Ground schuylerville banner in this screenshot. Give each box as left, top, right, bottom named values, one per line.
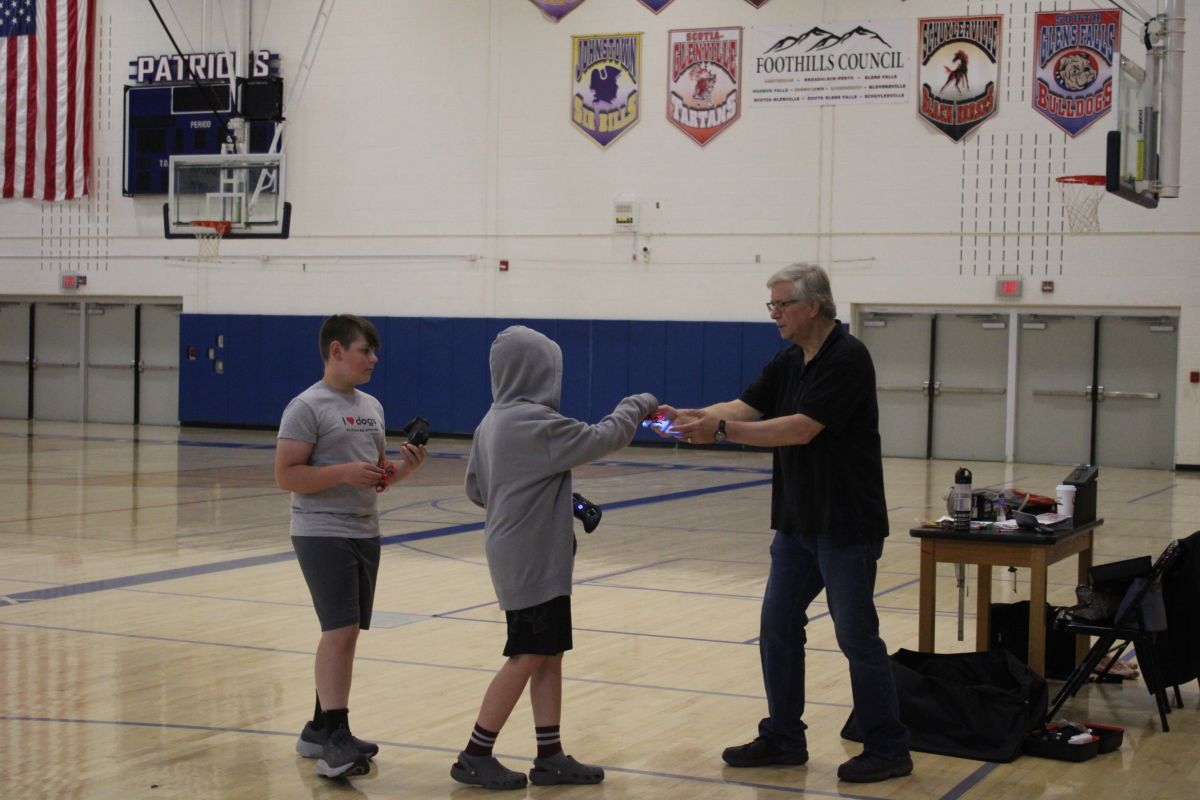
left=917, top=15, right=1003, bottom=142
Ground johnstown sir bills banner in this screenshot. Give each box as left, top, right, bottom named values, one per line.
left=1033, top=9, right=1121, bottom=136
left=747, top=20, right=911, bottom=107
left=667, top=27, right=742, bottom=145
left=571, top=33, right=642, bottom=148
left=918, top=15, right=1003, bottom=142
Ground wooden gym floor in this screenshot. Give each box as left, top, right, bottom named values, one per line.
left=2, top=419, right=1198, bottom=799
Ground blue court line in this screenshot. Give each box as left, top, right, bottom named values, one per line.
left=1, top=478, right=769, bottom=607
left=601, top=479, right=772, bottom=510
left=0, top=715, right=895, bottom=799
left=0, top=429, right=774, bottom=477
left=3, top=551, right=296, bottom=603
left=0, top=619, right=799, bottom=703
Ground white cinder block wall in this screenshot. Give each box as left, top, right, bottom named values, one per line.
left=1, top=0, right=1197, bottom=462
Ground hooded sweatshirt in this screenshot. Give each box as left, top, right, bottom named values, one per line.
left=465, top=325, right=657, bottom=610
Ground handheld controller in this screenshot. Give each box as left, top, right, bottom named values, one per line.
left=641, top=412, right=673, bottom=434
left=377, top=416, right=431, bottom=492
left=399, top=415, right=430, bottom=446
left=572, top=492, right=602, bottom=534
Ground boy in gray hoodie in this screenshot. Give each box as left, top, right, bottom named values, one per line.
left=453, top=325, right=657, bottom=790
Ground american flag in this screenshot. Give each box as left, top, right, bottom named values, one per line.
left=1, top=0, right=95, bottom=200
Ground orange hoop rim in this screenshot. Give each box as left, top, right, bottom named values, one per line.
left=190, top=219, right=232, bottom=236
left=1056, top=175, right=1106, bottom=186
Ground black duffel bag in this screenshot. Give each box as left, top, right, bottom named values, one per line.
left=841, top=648, right=1047, bottom=763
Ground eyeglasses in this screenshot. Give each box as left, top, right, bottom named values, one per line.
left=765, top=299, right=802, bottom=314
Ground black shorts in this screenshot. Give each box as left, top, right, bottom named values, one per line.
left=503, top=595, right=573, bottom=657
left=292, top=536, right=381, bottom=631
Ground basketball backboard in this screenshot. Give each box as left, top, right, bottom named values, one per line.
left=163, top=152, right=290, bottom=239
left=1106, top=54, right=1159, bottom=208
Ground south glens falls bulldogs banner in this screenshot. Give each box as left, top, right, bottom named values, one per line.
left=668, top=27, right=742, bottom=146
left=572, top=33, right=642, bottom=148
left=918, top=15, right=1003, bottom=142
left=1033, top=9, right=1120, bottom=136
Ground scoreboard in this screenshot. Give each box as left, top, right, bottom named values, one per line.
left=122, top=82, right=279, bottom=195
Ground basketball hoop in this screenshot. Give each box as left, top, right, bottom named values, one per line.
left=190, top=220, right=231, bottom=260
left=1056, top=175, right=1106, bottom=234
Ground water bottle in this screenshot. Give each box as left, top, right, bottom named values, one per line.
left=995, top=495, right=1007, bottom=522
left=953, top=467, right=973, bottom=531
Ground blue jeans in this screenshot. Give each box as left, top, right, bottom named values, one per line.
left=757, top=531, right=909, bottom=759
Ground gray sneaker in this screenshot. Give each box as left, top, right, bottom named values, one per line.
left=316, top=727, right=371, bottom=778
left=296, top=721, right=379, bottom=760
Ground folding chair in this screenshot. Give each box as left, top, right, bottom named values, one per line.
left=1048, top=539, right=1184, bottom=731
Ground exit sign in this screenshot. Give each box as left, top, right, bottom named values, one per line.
left=995, top=277, right=1022, bottom=298
left=61, top=274, right=87, bottom=290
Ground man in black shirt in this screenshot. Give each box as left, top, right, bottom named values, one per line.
left=668, top=264, right=911, bottom=784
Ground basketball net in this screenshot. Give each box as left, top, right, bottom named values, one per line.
left=1056, top=175, right=1106, bottom=234
left=191, top=220, right=231, bottom=260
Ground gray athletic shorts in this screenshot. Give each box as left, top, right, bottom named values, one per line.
left=292, top=536, right=381, bottom=631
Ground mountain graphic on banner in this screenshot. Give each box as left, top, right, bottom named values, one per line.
left=765, top=26, right=893, bottom=54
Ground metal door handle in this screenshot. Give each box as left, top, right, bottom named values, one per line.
left=1032, top=388, right=1088, bottom=398
left=877, top=384, right=926, bottom=393
left=1103, top=390, right=1160, bottom=400
left=937, top=385, right=1006, bottom=396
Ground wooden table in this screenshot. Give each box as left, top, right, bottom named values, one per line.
left=910, top=519, right=1103, bottom=675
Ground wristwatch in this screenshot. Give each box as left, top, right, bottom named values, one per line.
left=714, top=419, right=728, bottom=443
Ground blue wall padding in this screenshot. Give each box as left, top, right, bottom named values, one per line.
left=179, top=314, right=786, bottom=435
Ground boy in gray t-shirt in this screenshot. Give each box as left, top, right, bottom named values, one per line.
left=275, top=314, right=426, bottom=779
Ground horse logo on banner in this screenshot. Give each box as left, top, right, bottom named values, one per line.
left=1033, top=9, right=1121, bottom=136
left=667, top=27, right=742, bottom=146
left=571, top=33, right=642, bottom=148
left=918, top=15, right=1003, bottom=142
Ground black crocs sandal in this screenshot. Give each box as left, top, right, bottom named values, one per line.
left=450, top=752, right=528, bottom=790
left=529, top=753, right=605, bottom=785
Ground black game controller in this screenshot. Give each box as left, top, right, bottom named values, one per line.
left=572, top=492, right=602, bottom=534
left=399, top=416, right=430, bottom=446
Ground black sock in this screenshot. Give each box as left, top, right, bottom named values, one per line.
left=465, top=723, right=498, bottom=757
left=536, top=725, right=563, bottom=759
left=324, top=708, right=349, bottom=733
left=311, top=692, right=324, bottom=729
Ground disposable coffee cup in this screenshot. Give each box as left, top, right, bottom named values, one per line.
left=1056, top=484, right=1077, bottom=518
